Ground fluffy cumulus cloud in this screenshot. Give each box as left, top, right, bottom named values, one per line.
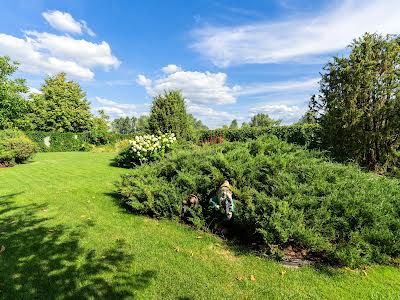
left=192, top=0, right=400, bottom=66
left=161, top=64, right=182, bottom=74
left=187, top=103, right=236, bottom=121
left=0, top=12, right=118, bottom=80
left=42, top=10, right=95, bottom=36
left=26, top=31, right=120, bottom=69
left=234, top=78, right=318, bottom=97
left=250, top=104, right=306, bottom=124
left=94, top=96, right=137, bottom=118
left=136, top=65, right=239, bottom=105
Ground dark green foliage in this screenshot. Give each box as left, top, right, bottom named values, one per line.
left=198, top=124, right=322, bottom=148
left=249, top=113, right=281, bottom=127
left=0, top=56, right=29, bottom=129
left=24, top=73, right=93, bottom=133
left=117, top=136, right=400, bottom=267
left=148, top=90, right=192, bottom=139
left=0, top=130, right=36, bottom=166
left=312, top=33, right=400, bottom=172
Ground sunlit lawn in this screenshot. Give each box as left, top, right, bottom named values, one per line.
left=1, top=152, right=399, bottom=299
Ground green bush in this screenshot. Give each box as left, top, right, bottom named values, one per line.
left=0, top=130, right=36, bottom=166
left=114, top=133, right=177, bottom=168
left=117, top=136, right=400, bottom=267
left=198, top=124, right=322, bottom=148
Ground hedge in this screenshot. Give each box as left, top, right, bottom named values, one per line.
left=26, top=131, right=146, bottom=152
left=26, top=132, right=91, bottom=152
left=198, top=124, right=322, bottom=148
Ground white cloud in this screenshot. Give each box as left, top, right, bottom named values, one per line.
left=137, top=66, right=238, bottom=105
left=28, top=86, right=42, bottom=94
left=234, top=78, right=318, bottom=96
left=26, top=31, right=120, bottom=69
left=42, top=10, right=95, bottom=36
left=162, top=64, right=182, bottom=74
left=0, top=33, right=94, bottom=79
left=188, top=103, right=236, bottom=120
left=0, top=30, right=119, bottom=80
left=192, top=0, right=400, bottom=66
left=250, top=104, right=306, bottom=124
left=94, top=97, right=138, bottom=119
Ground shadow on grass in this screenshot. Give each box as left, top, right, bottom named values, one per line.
left=0, top=193, right=157, bottom=299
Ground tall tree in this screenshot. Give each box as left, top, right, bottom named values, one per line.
left=148, top=90, right=191, bottom=139
left=0, top=56, right=28, bottom=129
left=297, top=109, right=317, bottom=124
left=136, top=115, right=150, bottom=132
left=311, top=33, right=400, bottom=171
left=229, top=119, right=238, bottom=129
left=111, top=116, right=137, bottom=134
left=25, top=73, right=93, bottom=132
left=188, top=114, right=208, bottom=130
left=249, top=113, right=281, bottom=127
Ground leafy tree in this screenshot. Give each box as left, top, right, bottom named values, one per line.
left=241, top=122, right=250, bottom=129
left=249, top=113, right=281, bottom=127
left=25, top=73, right=93, bottom=132
left=311, top=33, right=400, bottom=172
left=88, top=109, right=111, bottom=145
left=229, top=119, right=238, bottom=129
left=111, top=116, right=137, bottom=134
left=297, top=109, right=317, bottom=124
left=136, top=115, right=150, bottom=132
left=188, top=114, right=208, bottom=130
left=0, top=56, right=28, bottom=129
left=148, top=90, right=191, bottom=139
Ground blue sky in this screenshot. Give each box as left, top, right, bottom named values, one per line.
left=0, top=0, right=399, bottom=127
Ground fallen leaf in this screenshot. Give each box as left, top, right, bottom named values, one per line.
left=175, top=247, right=180, bottom=253
left=362, top=270, right=368, bottom=276
left=250, top=274, right=256, bottom=281
left=236, top=276, right=244, bottom=281
left=280, top=270, right=286, bottom=276
left=196, top=236, right=203, bottom=239
left=190, top=251, right=194, bottom=257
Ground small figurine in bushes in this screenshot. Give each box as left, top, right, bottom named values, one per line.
left=209, top=180, right=235, bottom=220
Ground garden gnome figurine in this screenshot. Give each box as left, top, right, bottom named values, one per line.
left=210, top=180, right=235, bottom=220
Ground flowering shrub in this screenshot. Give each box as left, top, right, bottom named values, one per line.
left=114, top=133, right=176, bottom=168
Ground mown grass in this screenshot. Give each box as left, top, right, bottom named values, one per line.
left=0, top=152, right=399, bottom=299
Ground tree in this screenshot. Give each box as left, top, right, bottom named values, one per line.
left=229, top=119, right=238, bottom=129
left=148, top=90, right=191, bottom=139
left=88, top=109, right=110, bottom=145
left=136, top=115, right=150, bottom=132
left=311, top=33, right=400, bottom=172
left=249, top=113, right=281, bottom=127
left=188, top=114, right=208, bottom=130
left=25, top=73, right=93, bottom=132
left=111, top=116, right=137, bottom=134
left=297, top=109, right=317, bottom=124
left=0, top=56, right=28, bottom=129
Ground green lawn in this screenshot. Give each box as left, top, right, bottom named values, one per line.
left=0, top=152, right=399, bottom=299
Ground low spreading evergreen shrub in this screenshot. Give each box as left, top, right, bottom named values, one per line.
left=117, top=136, right=400, bottom=267
left=0, top=130, right=36, bottom=167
